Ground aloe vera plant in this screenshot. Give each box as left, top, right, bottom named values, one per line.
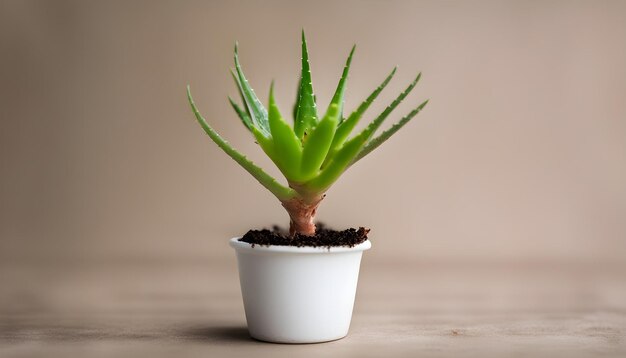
left=187, top=32, right=428, bottom=236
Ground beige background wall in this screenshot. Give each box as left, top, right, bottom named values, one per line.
left=1, top=0, right=625, bottom=263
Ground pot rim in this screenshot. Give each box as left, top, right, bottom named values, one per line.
left=229, top=237, right=371, bottom=254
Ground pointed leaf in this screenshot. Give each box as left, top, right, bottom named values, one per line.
left=355, top=72, right=421, bottom=143
left=230, top=69, right=250, bottom=113
left=300, top=103, right=340, bottom=181
left=267, top=83, right=303, bottom=181
left=228, top=96, right=253, bottom=131
left=187, top=86, right=295, bottom=201
left=352, top=99, right=429, bottom=164
left=327, top=45, right=355, bottom=120
left=294, top=31, right=318, bottom=139
left=233, top=43, right=270, bottom=136
left=303, top=70, right=421, bottom=192
left=323, top=67, right=397, bottom=167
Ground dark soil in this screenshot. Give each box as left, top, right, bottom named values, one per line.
left=239, top=223, right=370, bottom=248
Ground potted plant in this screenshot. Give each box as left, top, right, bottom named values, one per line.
left=187, top=31, right=428, bottom=343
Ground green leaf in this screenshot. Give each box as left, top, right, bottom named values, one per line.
left=323, top=67, right=397, bottom=167
left=352, top=99, right=429, bottom=165
left=303, top=73, right=422, bottom=192
left=228, top=96, right=253, bottom=131
left=293, top=31, right=318, bottom=139
left=300, top=103, right=340, bottom=181
left=327, top=45, right=355, bottom=120
left=230, top=69, right=251, bottom=114
left=252, top=125, right=276, bottom=161
left=233, top=43, right=270, bottom=136
left=267, top=82, right=303, bottom=181
left=305, top=133, right=366, bottom=192
left=356, top=72, right=421, bottom=142
left=187, top=86, right=295, bottom=201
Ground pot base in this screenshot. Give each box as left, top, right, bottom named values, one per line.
left=250, top=331, right=347, bottom=344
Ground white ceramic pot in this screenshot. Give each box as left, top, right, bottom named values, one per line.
left=229, top=237, right=372, bottom=343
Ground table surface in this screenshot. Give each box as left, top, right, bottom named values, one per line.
left=1, top=255, right=625, bottom=358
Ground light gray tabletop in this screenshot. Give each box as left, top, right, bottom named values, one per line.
left=1, top=257, right=625, bottom=357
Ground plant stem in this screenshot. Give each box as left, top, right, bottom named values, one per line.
left=281, top=195, right=324, bottom=236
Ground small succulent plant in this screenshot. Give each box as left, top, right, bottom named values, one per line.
left=187, top=31, right=428, bottom=236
